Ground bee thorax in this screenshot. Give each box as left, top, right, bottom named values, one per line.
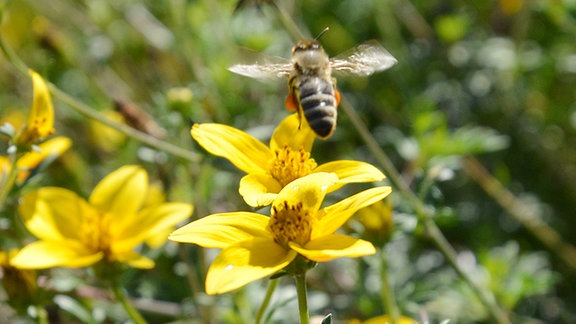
left=293, top=51, right=330, bottom=74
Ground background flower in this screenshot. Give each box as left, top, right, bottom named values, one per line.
left=11, top=165, right=193, bottom=269
left=14, top=70, right=55, bottom=147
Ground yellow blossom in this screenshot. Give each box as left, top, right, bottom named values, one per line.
left=192, top=113, right=386, bottom=207
left=169, top=172, right=391, bottom=295
left=10, top=165, right=193, bottom=269
left=355, top=198, right=394, bottom=246
left=15, top=70, right=55, bottom=146
left=88, top=110, right=126, bottom=154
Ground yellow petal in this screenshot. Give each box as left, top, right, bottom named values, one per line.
left=19, top=187, right=93, bottom=242
left=26, top=70, right=55, bottom=140
left=10, top=241, right=103, bottom=269
left=314, top=186, right=392, bottom=238
left=205, top=238, right=297, bottom=294
left=315, top=160, right=385, bottom=185
left=146, top=227, right=172, bottom=248
left=169, top=212, right=271, bottom=249
left=89, top=165, right=147, bottom=215
left=239, top=174, right=282, bottom=207
left=273, top=172, right=338, bottom=214
left=113, top=202, right=193, bottom=252
left=114, top=251, right=155, bottom=269
left=290, top=234, right=376, bottom=262
left=191, top=123, right=272, bottom=174
left=269, top=113, right=315, bottom=152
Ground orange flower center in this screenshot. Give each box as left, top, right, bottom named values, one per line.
left=267, top=200, right=315, bottom=249
left=268, top=145, right=317, bottom=187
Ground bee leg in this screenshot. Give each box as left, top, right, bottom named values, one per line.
left=285, top=90, right=304, bottom=129
left=334, top=89, right=341, bottom=107
left=285, top=92, right=298, bottom=112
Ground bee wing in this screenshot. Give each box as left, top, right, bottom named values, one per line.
left=228, top=52, right=292, bottom=80
left=228, top=62, right=292, bottom=79
left=330, top=40, right=398, bottom=77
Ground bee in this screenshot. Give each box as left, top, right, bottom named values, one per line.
left=229, top=28, right=398, bottom=138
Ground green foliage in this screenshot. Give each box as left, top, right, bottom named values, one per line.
left=1, top=0, right=575, bottom=323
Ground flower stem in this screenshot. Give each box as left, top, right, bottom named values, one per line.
left=380, top=249, right=399, bottom=323
left=34, top=305, right=48, bottom=324
left=270, top=3, right=306, bottom=41
left=47, top=85, right=201, bottom=163
left=255, top=278, right=278, bottom=324
left=0, top=151, right=18, bottom=210
left=110, top=281, right=147, bottom=324
left=294, top=273, right=309, bottom=324
left=463, top=157, right=576, bottom=270
left=339, top=98, right=510, bottom=324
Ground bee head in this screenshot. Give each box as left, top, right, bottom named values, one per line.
left=292, top=40, right=322, bottom=53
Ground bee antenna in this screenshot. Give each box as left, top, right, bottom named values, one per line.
left=315, top=27, right=329, bottom=41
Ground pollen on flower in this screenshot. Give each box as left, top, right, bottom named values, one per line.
left=268, top=144, right=317, bottom=187
left=32, top=116, right=54, bottom=133
left=267, top=200, right=315, bottom=249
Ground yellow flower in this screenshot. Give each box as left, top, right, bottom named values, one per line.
left=10, top=165, right=193, bottom=269
left=348, top=315, right=420, bottom=324
left=0, top=136, right=72, bottom=186
left=355, top=198, right=394, bottom=246
left=169, top=172, right=391, bottom=295
left=192, top=113, right=386, bottom=207
left=88, top=110, right=126, bottom=154
left=15, top=70, right=55, bottom=146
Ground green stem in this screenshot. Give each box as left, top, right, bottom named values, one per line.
left=423, top=217, right=510, bottom=323
left=110, top=281, right=147, bottom=324
left=294, top=273, right=309, bottom=324
left=34, top=305, right=48, bottom=324
left=380, top=249, right=399, bottom=323
left=0, top=150, right=19, bottom=210
left=339, top=98, right=510, bottom=324
left=255, top=278, right=278, bottom=324
left=47, top=84, right=200, bottom=163
left=464, top=157, right=576, bottom=271
left=270, top=3, right=306, bottom=41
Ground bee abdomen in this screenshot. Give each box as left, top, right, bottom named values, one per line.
left=298, top=77, right=337, bottom=138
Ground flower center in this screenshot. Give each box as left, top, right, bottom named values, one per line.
left=268, top=145, right=317, bottom=187
left=267, top=200, right=315, bottom=249
left=81, top=211, right=112, bottom=257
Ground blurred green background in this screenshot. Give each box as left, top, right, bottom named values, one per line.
left=1, top=0, right=575, bottom=323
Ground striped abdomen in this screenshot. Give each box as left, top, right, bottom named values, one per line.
left=297, top=77, right=337, bottom=138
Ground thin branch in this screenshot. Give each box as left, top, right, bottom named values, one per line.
left=339, top=98, right=510, bottom=324
left=463, top=157, right=576, bottom=270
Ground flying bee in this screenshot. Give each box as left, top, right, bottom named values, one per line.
left=229, top=28, right=398, bottom=138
